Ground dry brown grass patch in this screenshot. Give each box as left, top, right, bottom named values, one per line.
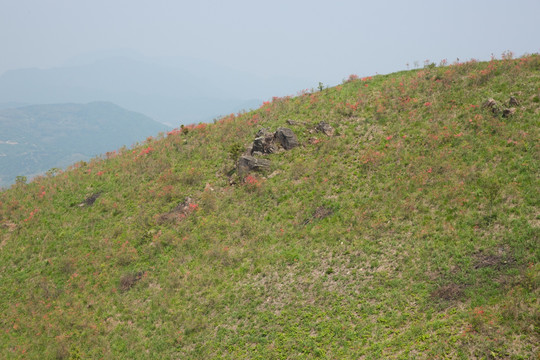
left=302, top=206, right=334, bottom=225
left=431, top=283, right=465, bottom=301
left=473, top=249, right=516, bottom=270
left=119, top=271, right=143, bottom=292
left=79, top=192, right=102, bottom=207
left=156, top=197, right=196, bottom=224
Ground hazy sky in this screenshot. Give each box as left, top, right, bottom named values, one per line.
left=1, top=0, right=540, bottom=87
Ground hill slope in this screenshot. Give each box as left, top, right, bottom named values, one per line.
left=0, top=56, right=539, bottom=359
left=0, top=101, right=170, bottom=187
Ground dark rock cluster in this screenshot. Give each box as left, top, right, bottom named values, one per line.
left=483, top=97, right=519, bottom=118
left=237, top=127, right=299, bottom=176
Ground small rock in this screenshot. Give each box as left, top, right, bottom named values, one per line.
left=502, top=107, right=516, bottom=118
left=483, top=98, right=501, bottom=115
left=483, top=98, right=497, bottom=108
left=274, top=127, right=299, bottom=150
left=316, top=121, right=334, bottom=136
left=509, top=96, right=520, bottom=106
left=267, top=170, right=281, bottom=178
left=237, top=155, right=271, bottom=176
left=286, top=119, right=298, bottom=125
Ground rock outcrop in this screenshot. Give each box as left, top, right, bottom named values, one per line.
left=483, top=97, right=519, bottom=118
left=251, top=128, right=277, bottom=155
left=483, top=98, right=500, bottom=114
left=503, top=107, right=516, bottom=118
left=274, top=127, right=299, bottom=150
left=315, top=121, right=334, bottom=136
left=236, top=126, right=299, bottom=177
left=237, top=155, right=271, bottom=176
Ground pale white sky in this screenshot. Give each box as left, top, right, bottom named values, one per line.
left=1, top=0, right=539, bottom=86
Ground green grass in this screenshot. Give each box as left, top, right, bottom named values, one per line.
left=1, top=55, right=539, bottom=359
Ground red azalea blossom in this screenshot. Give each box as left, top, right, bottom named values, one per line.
left=244, top=175, right=259, bottom=185
left=23, top=208, right=39, bottom=222
left=167, top=129, right=181, bottom=136
left=139, top=146, right=154, bottom=156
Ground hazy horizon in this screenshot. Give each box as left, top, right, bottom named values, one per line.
left=2, top=0, right=539, bottom=89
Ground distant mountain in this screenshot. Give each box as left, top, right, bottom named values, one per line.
left=0, top=56, right=310, bottom=125
left=0, top=101, right=170, bottom=187
left=0, top=102, right=30, bottom=110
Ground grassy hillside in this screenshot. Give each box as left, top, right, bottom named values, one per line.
left=0, top=55, right=538, bottom=359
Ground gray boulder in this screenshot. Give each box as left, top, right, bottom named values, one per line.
left=316, top=121, right=334, bottom=136
left=503, top=107, right=516, bottom=118
left=483, top=98, right=500, bottom=114
left=237, top=155, right=271, bottom=176
left=274, top=127, right=299, bottom=150
left=252, top=128, right=277, bottom=154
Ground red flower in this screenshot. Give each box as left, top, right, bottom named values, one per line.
left=167, top=129, right=181, bottom=136
left=139, top=146, right=154, bottom=156
left=244, top=175, right=259, bottom=185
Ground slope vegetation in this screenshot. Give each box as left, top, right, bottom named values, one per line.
left=0, top=55, right=539, bottom=359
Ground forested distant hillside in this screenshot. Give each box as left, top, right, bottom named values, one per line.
left=0, top=102, right=170, bottom=187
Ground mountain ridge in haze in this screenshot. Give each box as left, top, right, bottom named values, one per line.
left=0, top=54, right=312, bottom=126
left=0, top=101, right=170, bottom=187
